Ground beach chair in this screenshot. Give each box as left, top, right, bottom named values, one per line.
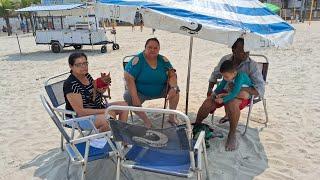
left=40, top=95, right=117, bottom=180
left=211, top=54, right=269, bottom=135
left=122, top=55, right=169, bottom=128
left=241, top=54, right=269, bottom=135
left=106, top=106, right=209, bottom=180
left=44, top=72, right=86, bottom=151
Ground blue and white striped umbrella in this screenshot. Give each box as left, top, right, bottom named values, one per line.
left=96, top=0, right=295, bottom=50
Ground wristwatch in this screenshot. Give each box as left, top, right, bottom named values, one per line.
left=171, top=86, right=180, bottom=93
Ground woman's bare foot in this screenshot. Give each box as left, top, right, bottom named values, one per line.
left=144, top=121, right=152, bottom=128
left=225, top=134, right=237, bottom=151
left=168, top=118, right=180, bottom=126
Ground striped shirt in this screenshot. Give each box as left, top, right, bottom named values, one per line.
left=63, top=73, right=104, bottom=114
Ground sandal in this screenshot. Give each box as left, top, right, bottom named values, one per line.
left=218, top=116, right=229, bottom=124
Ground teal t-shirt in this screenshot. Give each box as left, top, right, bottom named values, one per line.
left=214, top=72, right=253, bottom=103
left=125, top=52, right=173, bottom=97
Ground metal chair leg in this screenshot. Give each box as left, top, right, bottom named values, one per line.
left=66, top=156, right=71, bottom=180
left=263, top=98, right=268, bottom=126
left=130, top=111, right=134, bottom=123
left=211, top=113, right=214, bottom=125
left=60, top=134, right=64, bottom=151
left=242, top=97, right=254, bottom=136
left=250, top=98, right=269, bottom=126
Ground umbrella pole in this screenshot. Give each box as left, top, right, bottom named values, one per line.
left=185, top=36, right=193, bottom=115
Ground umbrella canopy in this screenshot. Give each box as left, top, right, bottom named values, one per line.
left=15, top=4, right=85, bottom=12
left=96, top=0, right=295, bottom=51
left=264, top=3, right=281, bottom=13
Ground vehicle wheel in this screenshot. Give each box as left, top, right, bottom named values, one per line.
left=51, top=42, right=62, bottom=53
left=112, top=43, right=120, bottom=50
left=73, top=45, right=83, bottom=50
left=101, top=45, right=107, bottom=53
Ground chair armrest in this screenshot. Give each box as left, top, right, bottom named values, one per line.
left=53, top=108, right=76, bottom=116
left=70, top=131, right=112, bottom=144
left=64, top=115, right=96, bottom=123
left=194, top=131, right=205, bottom=151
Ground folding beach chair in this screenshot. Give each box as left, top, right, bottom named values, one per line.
left=40, top=95, right=117, bottom=180
left=211, top=54, right=269, bottom=135
left=44, top=72, right=90, bottom=151
left=106, top=106, right=210, bottom=180
left=241, top=54, right=269, bottom=135
left=123, top=55, right=169, bottom=128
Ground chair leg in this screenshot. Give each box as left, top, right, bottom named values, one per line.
left=242, top=99, right=254, bottom=136
left=202, top=140, right=210, bottom=180
left=263, top=98, right=268, bottom=126
left=130, top=111, right=133, bottom=123
left=116, top=157, right=121, bottom=180
left=81, top=162, right=86, bottom=180
left=60, top=134, right=64, bottom=151
left=249, top=98, right=269, bottom=126
left=66, top=156, right=71, bottom=180
left=210, top=112, right=214, bottom=126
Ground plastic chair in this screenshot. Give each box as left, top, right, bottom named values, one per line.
left=211, top=54, right=269, bottom=135
left=40, top=95, right=117, bottom=180
left=122, top=55, right=169, bottom=128
left=106, top=106, right=210, bottom=180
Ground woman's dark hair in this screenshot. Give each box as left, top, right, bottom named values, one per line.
left=68, top=52, right=87, bottom=66
left=145, top=37, right=160, bottom=48
left=220, top=60, right=235, bottom=73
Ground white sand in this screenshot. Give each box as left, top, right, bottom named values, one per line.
left=1, top=21, right=320, bottom=180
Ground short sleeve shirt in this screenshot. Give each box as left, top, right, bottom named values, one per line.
left=125, top=52, right=173, bottom=97
left=63, top=73, right=104, bottom=113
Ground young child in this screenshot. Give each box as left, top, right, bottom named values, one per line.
left=93, top=72, right=111, bottom=108
left=212, top=60, right=253, bottom=105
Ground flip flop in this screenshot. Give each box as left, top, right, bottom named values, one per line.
left=219, top=116, right=229, bottom=124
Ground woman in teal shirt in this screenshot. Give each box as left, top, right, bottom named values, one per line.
left=124, top=38, right=180, bottom=128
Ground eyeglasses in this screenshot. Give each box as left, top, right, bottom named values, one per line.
left=74, top=62, right=89, bottom=67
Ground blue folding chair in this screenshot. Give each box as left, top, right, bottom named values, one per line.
left=106, top=106, right=210, bottom=180
left=40, top=95, right=117, bottom=180
left=44, top=72, right=94, bottom=150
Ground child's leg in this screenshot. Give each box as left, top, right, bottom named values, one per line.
left=237, top=90, right=250, bottom=99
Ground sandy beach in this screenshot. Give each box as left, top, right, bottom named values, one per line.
left=0, top=21, right=320, bottom=180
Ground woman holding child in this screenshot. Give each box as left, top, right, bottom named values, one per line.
left=63, top=52, right=128, bottom=132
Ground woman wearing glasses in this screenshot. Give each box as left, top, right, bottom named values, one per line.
left=63, top=52, right=128, bottom=132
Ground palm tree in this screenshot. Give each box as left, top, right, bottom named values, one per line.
left=0, top=0, right=14, bottom=36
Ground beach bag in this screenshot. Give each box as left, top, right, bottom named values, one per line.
left=192, top=123, right=223, bottom=148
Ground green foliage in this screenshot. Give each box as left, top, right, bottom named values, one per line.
left=0, top=0, right=14, bottom=17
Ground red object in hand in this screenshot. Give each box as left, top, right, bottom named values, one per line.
left=95, top=77, right=109, bottom=89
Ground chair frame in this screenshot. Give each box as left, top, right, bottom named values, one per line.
left=211, top=54, right=269, bottom=135
left=105, top=105, right=210, bottom=180
left=40, top=95, right=117, bottom=180
left=44, top=72, right=85, bottom=151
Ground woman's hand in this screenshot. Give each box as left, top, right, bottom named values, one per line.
left=132, top=95, right=142, bottom=107
left=166, top=88, right=178, bottom=100
left=215, top=98, right=223, bottom=104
